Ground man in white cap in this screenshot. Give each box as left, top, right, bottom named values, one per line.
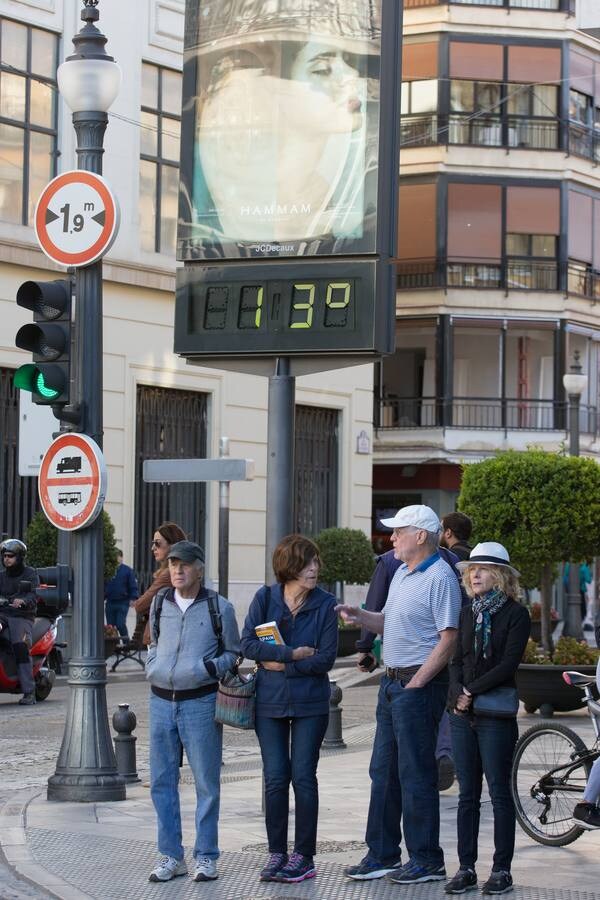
left=337, top=505, right=461, bottom=884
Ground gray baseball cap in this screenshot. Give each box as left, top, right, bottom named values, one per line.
left=167, top=540, right=205, bottom=564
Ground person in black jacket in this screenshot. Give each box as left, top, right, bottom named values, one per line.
left=446, top=542, right=530, bottom=897
left=0, top=539, right=40, bottom=705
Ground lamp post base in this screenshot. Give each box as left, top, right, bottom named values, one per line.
left=47, top=657, right=126, bottom=803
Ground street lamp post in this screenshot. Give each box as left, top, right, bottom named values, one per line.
left=561, top=350, right=588, bottom=641
left=47, top=0, right=124, bottom=801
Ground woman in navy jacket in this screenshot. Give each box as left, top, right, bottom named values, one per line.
left=241, top=534, right=338, bottom=885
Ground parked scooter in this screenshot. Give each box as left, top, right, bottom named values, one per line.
left=0, top=585, right=66, bottom=702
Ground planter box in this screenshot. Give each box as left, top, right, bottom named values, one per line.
left=517, top=663, right=598, bottom=716
left=337, top=627, right=361, bottom=657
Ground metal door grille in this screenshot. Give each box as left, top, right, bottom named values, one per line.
left=0, top=367, right=41, bottom=541
left=294, top=405, right=339, bottom=537
left=134, top=385, right=208, bottom=590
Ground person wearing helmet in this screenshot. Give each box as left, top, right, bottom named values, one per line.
left=0, top=539, right=40, bottom=705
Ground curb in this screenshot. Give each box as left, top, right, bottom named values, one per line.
left=0, top=790, right=94, bottom=900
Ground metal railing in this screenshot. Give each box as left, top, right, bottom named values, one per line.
left=401, top=114, right=561, bottom=151
left=403, top=0, right=573, bottom=9
left=567, top=126, right=600, bottom=164
left=567, top=263, right=600, bottom=301
left=377, top=396, right=597, bottom=435
left=397, top=259, right=559, bottom=292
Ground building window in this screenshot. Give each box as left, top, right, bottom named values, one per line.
left=0, top=18, right=58, bottom=226
left=450, top=80, right=501, bottom=114
left=401, top=80, right=438, bottom=114
left=139, top=63, right=181, bottom=254
left=569, top=89, right=591, bottom=126
left=506, top=234, right=558, bottom=290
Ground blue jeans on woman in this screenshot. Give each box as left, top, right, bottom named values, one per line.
left=255, top=714, right=329, bottom=857
left=449, top=712, right=518, bottom=872
left=149, top=693, right=223, bottom=861
left=365, top=674, right=448, bottom=868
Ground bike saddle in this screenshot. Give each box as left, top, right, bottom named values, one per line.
left=563, top=671, right=597, bottom=687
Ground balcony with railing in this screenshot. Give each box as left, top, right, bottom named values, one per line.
left=376, top=396, right=597, bottom=436
left=396, top=258, right=560, bottom=292
left=403, top=0, right=574, bottom=10
left=401, top=114, right=561, bottom=151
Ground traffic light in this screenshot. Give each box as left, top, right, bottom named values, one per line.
left=35, top=565, right=71, bottom=614
left=13, top=279, right=72, bottom=416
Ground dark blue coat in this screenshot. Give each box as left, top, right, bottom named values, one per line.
left=241, top=583, right=338, bottom=718
left=104, top=563, right=139, bottom=604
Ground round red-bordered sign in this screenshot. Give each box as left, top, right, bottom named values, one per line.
left=38, top=434, right=107, bottom=531
left=34, top=171, right=120, bottom=267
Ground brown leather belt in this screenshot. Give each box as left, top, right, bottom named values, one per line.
left=385, top=665, right=420, bottom=681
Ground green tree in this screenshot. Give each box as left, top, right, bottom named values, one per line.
left=25, top=510, right=119, bottom=582
left=458, top=449, right=600, bottom=652
left=315, top=527, right=375, bottom=602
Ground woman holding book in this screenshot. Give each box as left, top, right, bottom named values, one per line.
left=241, top=534, right=338, bottom=884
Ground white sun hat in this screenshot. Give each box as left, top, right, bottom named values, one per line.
left=455, top=541, right=520, bottom=578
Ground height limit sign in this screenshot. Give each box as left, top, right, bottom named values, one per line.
left=34, top=170, right=120, bottom=268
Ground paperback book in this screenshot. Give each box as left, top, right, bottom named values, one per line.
left=255, top=621, right=284, bottom=645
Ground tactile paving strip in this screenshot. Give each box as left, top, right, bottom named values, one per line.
left=25, top=829, right=600, bottom=900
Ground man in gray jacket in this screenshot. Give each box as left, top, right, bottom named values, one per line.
left=145, top=541, right=241, bottom=884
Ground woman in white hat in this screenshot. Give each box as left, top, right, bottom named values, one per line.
left=446, top=542, right=530, bottom=897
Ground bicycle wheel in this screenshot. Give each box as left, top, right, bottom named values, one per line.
left=511, top=722, right=592, bottom=846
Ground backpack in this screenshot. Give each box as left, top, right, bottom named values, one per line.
left=152, top=587, right=223, bottom=648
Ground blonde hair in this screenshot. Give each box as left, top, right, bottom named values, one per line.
left=462, top=564, right=522, bottom=601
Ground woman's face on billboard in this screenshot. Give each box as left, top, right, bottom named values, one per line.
left=290, top=42, right=363, bottom=131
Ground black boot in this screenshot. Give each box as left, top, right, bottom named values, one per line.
left=19, top=692, right=36, bottom=705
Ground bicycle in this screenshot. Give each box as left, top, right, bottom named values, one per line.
left=510, top=669, right=600, bottom=846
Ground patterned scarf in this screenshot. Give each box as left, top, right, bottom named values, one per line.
left=472, top=588, right=508, bottom=659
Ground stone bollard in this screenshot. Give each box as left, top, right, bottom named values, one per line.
left=112, top=703, right=141, bottom=783
left=323, top=679, right=346, bottom=749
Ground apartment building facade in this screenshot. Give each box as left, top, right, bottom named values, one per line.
left=373, top=0, right=600, bottom=548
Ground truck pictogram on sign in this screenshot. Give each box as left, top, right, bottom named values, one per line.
left=38, top=434, right=106, bottom=531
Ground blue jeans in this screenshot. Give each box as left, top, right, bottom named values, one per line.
left=365, top=675, right=447, bottom=867
left=149, top=692, right=222, bottom=861
left=449, top=712, right=518, bottom=872
left=255, top=714, right=329, bottom=857
left=105, top=600, right=129, bottom=638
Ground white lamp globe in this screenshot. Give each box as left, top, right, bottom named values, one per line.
left=58, top=57, right=121, bottom=113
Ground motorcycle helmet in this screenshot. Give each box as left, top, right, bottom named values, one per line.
left=0, top=539, right=27, bottom=562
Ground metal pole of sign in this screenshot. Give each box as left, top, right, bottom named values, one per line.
left=219, top=437, right=230, bottom=597
left=48, top=1, right=124, bottom=801
left=265, top=358, right=295, bottom=583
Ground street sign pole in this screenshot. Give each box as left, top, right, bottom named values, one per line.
left=265, top=359, right=295, bottom=583
left=48, top=2, right=124, bottom=802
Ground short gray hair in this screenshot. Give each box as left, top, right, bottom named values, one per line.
left=408, top=526, right=440, bottom=551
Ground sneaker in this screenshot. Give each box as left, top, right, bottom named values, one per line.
left=388, top=860, right=446, bottom=884
left=573, top=802, right=600, bottom=829
left=260, top=853, right=288, bottom=882
left=445, top=869, right=478, bottom=894
left=192, top=856, right=218, bottom=881
left=19, top=693, right=36, bottom=706
left=345, top=855, right=402, bottom=880
left=481, top=871, right=513, bottom=895
left=274, top=852, right=316, bottom=883
left=438, top=755, right=455, bottom=791
left=149, top=856, right=188, bottom=882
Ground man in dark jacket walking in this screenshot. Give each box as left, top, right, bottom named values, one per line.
left=104, top=549, right=139, bottom=640
left=0, top=539, right=40, bottom=705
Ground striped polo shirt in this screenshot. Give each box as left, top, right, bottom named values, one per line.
left=382, top=552, right=461, bottom=668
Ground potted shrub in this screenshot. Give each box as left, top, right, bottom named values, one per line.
left=459, top=450, right=600, bottom=653
left=528, top=602, right=560, bottom=644
left=315, top=527, right=375, bottom=657
left=517, top=636, right=599, bottom=717
left=26, top=509, right=119, bottom=581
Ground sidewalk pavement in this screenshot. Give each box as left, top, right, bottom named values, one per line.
left=1, top=666, right=599, bottom=899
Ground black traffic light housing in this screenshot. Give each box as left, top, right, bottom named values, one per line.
left=35, top=565, right=71, bottom=615
left=14, top=279, right=77, bottom=421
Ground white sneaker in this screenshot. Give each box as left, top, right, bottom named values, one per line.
left=193, top=856, right=218, bottom=881
left=149, top=856, right=188, bottom=882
